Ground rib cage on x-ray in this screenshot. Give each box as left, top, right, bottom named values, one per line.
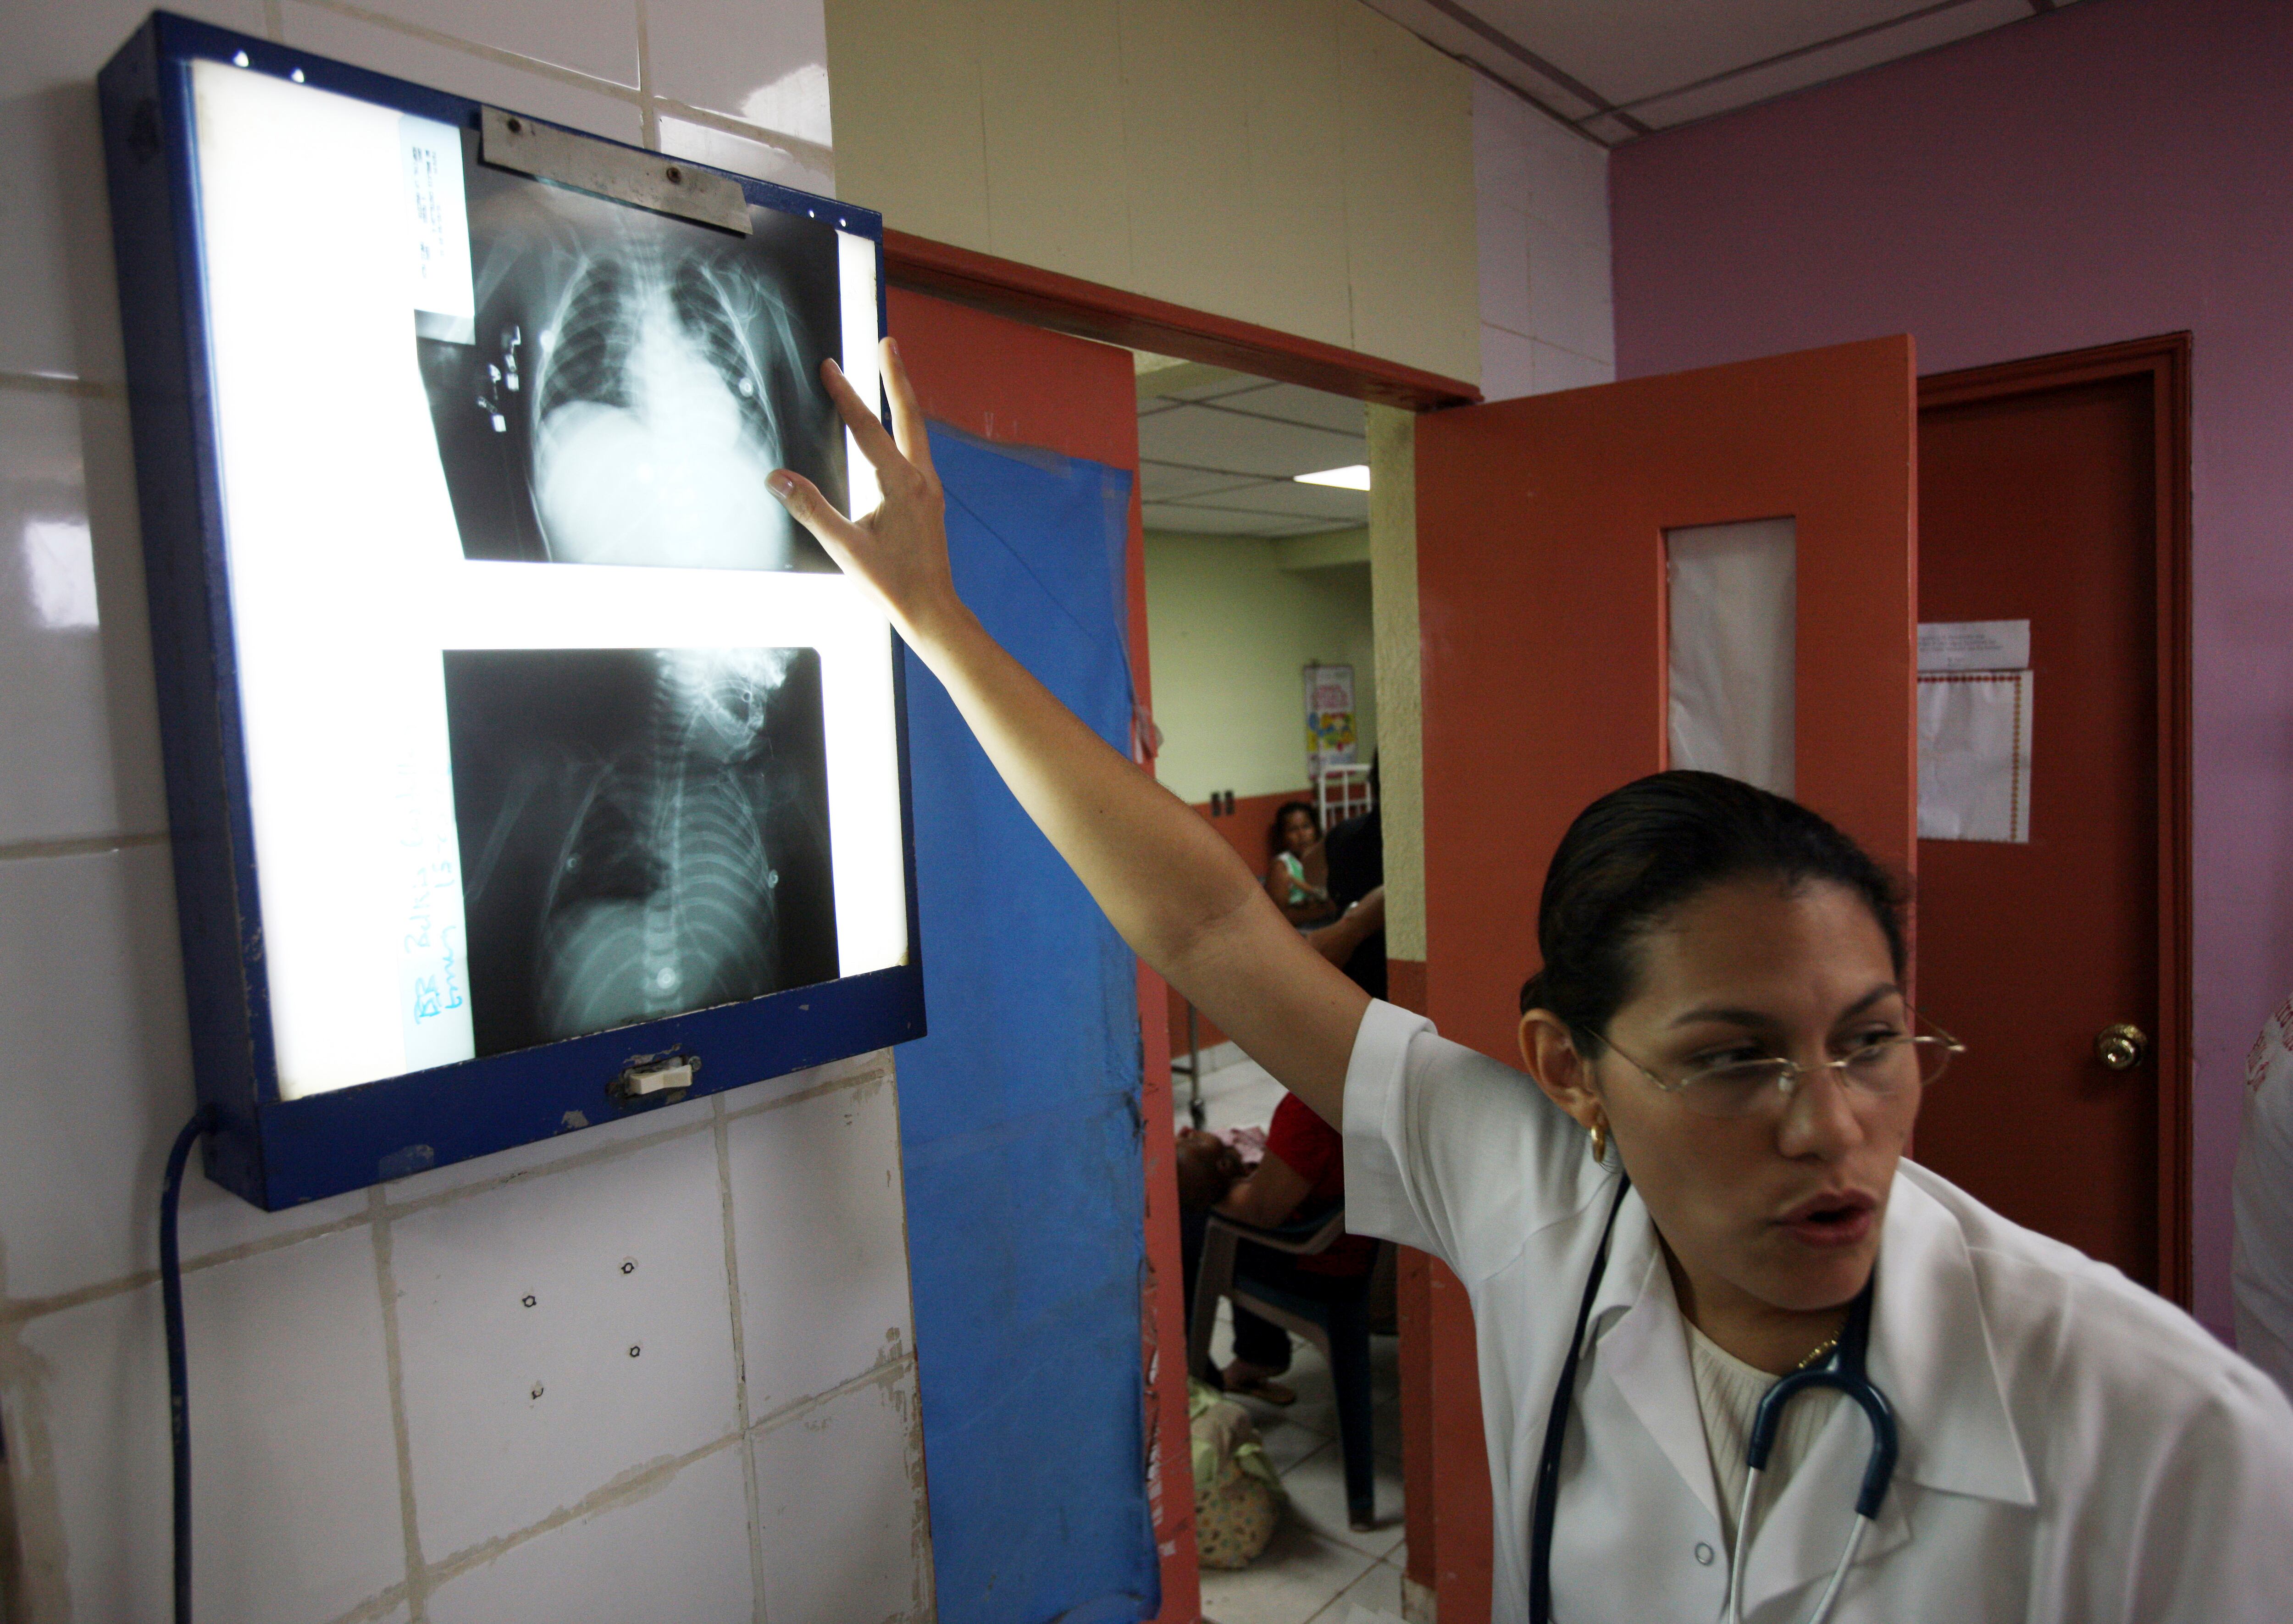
left=417, top=147, right=847, bottom=572
left=444, top=647, right=839, bottom=1056
left=527, top=244, right=814, bottom=571
left=535, top=250, right=797, bottom=451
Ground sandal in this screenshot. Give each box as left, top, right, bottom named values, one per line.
left=1229, top=1375, right=1297, bottom=1406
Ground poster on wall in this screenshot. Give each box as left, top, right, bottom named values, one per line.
left=1305, top=663, right=1357, bottom=783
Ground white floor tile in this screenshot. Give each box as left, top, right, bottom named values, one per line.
left=388, top=1130, right=742, bottom=1561
left=1313, top=1554, right=1405, bottom=1623
left=1278, top=1438, right=1406, bottom=1561
left=1199, top=1518, right=1378, bottom=1624
left=425, top=1440, right=753, bottom=1624
left=1196, top=1324, right=1411, bottom=1623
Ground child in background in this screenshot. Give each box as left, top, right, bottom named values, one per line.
left=1264, top=801, right=1336, bottom=927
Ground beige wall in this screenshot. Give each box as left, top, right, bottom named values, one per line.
left=1365, top=403, right=1423, bottom=962
left=1144, top=529, right=1377, bottom=804
left=826, top=0, right=1481, bottom=383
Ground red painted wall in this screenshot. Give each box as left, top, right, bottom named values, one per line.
left=1609, top=0, right=2291, bottom=1335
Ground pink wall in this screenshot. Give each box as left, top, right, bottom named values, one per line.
left=1611, top=0, right=2293, bottom=1335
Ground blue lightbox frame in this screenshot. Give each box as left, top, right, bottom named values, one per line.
left=98, top=12, right=924, bottom=1211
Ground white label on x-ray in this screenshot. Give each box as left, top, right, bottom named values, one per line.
left=401, top=114, right=475, bottom=344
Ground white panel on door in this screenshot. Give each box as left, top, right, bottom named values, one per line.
left=1667, top=517, right=1797, bottom=795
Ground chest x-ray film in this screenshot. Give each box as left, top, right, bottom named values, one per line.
left=188, top=60, right=903, bottom=1100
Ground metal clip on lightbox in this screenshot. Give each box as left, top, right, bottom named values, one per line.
left=99, top=14, right=924, bottom=1210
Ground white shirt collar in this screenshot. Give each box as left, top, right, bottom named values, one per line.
left=1574, top=1162, right=2036, bottom=1605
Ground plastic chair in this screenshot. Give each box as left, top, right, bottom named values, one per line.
left=1188, top=1204, right=1382, bottom=1529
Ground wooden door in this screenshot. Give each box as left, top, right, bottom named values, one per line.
left=890, top=289, right=1201, bottom=1624
left=1912, top=338, right=2191, bottom=1302
left=1413, top=335, right=1920, bottom=1622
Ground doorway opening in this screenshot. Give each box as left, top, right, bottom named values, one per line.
left=1133, top=351, right=1407, bottom=1619
left=885, top=228, right=1475, bottom=1624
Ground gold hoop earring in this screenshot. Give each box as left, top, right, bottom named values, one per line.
left=1588, top=1121, right=1607, bottom=1165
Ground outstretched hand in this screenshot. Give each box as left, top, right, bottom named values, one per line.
left=768, top=338, right=966, bottom=646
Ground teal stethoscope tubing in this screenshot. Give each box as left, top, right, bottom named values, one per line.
left=1527, top=1176, right=1901, bottom=1624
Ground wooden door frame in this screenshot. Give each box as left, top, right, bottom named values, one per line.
left=1917, top=333, right=2194, bottom=1307
left=883, top=234, right=1477, bottom=1622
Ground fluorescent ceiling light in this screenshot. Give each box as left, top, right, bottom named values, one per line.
left=1294, top=464, right=1371, bottom=490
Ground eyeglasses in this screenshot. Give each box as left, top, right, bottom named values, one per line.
left=1598, top=1015, right=1963, bottom=1121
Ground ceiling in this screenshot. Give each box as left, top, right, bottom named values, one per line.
left=1136, top=360, right=1369, bottom=539
left=1362, top=0, right=2084, bottom=145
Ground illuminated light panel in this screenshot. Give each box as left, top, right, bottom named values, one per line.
left=1293, top=464, right=1371, bottom=490
left=189, top=60, right=905, bottom=1098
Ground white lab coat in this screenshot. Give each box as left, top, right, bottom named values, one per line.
left=2234, top=992, right=2293, bottom=1398
left=1342, top=999, right=2293, bottom=1624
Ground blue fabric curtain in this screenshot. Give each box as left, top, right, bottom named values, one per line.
left=895, top=424, right=1157, bottom=1624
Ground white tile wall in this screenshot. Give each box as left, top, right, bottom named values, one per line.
left=0, top=844, right=364, bottom=1305
left=275, top=2, right=646, bottom=143
left=728, top=1072, right=914, bottom=1417
left=0, top=0, right=268, bottom=384
left=316, top=0, right=643, bottom=88
left=7, top=1229, right=407, bottom=1624
left=648, top=0, right=831, bottom=140
left=659, top=116, right=835, bottom=199
left=424, top=1439, right=755, bottom=1623
left=0, top=388, right=168, bottom=847
left=752, top=1362, right=931, bottom=1623
left=1471, top=74, right=1615, bottom=401
left=389, top=1130, right=745, bottom=1560
left=0, top=0, right=932, bottom=1618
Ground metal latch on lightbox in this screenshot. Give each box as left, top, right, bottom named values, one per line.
left=611, top=1053, right=701, bottom=1105
left=479, top=105, right=751, bottom=234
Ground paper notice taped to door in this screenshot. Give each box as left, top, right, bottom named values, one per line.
left=1918, top=670, right=2032, bottom=842
left=1918, top=619, right=2029, bottom=672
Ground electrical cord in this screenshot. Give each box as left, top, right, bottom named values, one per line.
left=160, top=1105, right=216, bottom=1624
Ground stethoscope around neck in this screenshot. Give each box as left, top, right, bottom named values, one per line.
left=1528, top=1175, right=1900, bottom=1624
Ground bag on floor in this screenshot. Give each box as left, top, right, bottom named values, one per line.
left=1189, top=1378, right=1283, bottom=1569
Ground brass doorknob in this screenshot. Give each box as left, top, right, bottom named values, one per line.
left=2095, top=1024, right=2148, bottom=1070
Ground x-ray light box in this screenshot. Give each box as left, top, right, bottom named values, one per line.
left=100, top=13, right=924, bottom=1209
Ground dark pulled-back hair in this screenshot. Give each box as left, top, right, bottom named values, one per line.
left=1518, top=771, right=1905, bottom=1053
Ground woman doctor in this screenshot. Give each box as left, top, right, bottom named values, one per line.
left=769, top=342, right=2293, bottom=1623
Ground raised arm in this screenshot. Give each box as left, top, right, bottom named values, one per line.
left=768, top=339, right=1367, bottom=1125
